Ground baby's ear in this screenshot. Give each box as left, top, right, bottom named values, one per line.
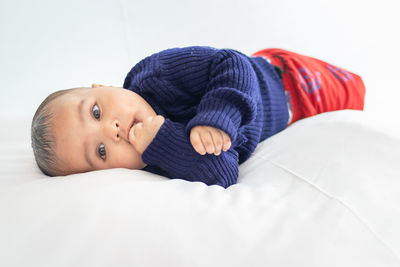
left=91, top=84, right=106, bottom=88
left=92, top=84, right=114, bottom=88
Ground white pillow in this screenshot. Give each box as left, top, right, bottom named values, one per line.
left=0, top=110, right=399, bottom=267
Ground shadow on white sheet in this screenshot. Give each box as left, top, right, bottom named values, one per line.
left=0, top=110, right=399, bottom=267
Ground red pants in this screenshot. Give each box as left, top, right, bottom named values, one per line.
left=251, top=48, right=366, bottom=125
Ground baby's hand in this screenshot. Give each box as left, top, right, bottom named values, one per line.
left=128, top=115, right=165, bottom=155
left=190, top=126, right=231, bottom=156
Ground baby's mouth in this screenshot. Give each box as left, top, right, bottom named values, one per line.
left=127, top=119, right=139, bottom=140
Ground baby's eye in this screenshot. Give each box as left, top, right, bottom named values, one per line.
left=92, top=104, right=100, bottom=120
left=98, top=143, right=106, bottom=160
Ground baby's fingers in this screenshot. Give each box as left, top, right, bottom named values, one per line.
left=190, top=126, right=231, bottom=156
left=201, top=131, right=216, bottom=155
left=203, top=128, right=225, bottom=156
left=221, top=131, right=231, bottom=151
left=211, top=130, right=224, bottom=156
left=190, top=129, right=207, bottom=155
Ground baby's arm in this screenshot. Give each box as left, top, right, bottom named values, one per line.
left=140, top=118, right=240, bottom=188
left=126, top=113, right=239, bottom=188
left=127, top=115, right=233, bottom=158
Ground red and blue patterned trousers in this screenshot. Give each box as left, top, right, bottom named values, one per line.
left=252, top=48, right=366, bottom=125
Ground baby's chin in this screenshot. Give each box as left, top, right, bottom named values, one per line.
left=58, top=158, right=147, bottom=175
left=114, top=162, right=147, bottom=171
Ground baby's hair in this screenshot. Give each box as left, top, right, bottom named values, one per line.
left=31, top=87, right=86, bottom=176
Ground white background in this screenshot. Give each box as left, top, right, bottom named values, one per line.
left=1, top=0, right=399, bottom=124
left=1, top=2, right=400, bottom=265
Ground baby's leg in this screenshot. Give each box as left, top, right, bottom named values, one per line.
left=251, top=48, right=366, bottom=126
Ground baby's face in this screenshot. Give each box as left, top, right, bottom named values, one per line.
left=50, top=86, right=157, bottom=175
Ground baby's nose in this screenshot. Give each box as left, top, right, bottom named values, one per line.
left=109, top=119, right=121, bottom=142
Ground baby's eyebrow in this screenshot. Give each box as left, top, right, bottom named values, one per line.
left=83, top=141, right=94, bottom=169
left=78, top=99, right=85, bottom=124
left=77, top=99, right=96, bottom=169
left=78, top=100, right=94, bottom=168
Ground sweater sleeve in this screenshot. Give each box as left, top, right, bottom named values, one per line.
left=141, top=118, right=239, bottom=189
left=154, top=47, right=259, bottom=145
left=184, top=49, right=259, bottom=144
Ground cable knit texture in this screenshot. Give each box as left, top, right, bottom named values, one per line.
left=123, top=46, right=289, bottom=188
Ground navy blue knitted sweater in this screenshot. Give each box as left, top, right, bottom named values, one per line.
left=123, top=46, right=289, bottom=188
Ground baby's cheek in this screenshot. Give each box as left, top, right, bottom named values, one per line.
left=110, top=141, right=143, bottom=169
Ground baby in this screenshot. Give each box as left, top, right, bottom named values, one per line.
left=31, top=46, right=366, bottom=188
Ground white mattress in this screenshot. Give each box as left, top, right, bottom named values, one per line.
left=1, top=110, right=399, bottom=267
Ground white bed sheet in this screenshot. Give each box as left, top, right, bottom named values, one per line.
left=0, top=110, right=399, bottom=267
